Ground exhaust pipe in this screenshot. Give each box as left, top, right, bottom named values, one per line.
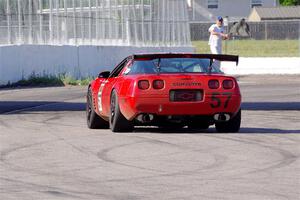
left=214, top=113, right=230, bottom=122
left=136, top=114, right=154, bottom=123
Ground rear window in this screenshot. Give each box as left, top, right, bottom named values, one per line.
left=127, top=58, right=222, bottom=75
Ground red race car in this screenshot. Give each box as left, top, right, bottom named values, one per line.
left=86, top=53, right=241, bottom=132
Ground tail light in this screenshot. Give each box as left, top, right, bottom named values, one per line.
left=208, top=80, right=219, bottom=89
left=223, top=80, right=234, bottom=89
left=153, top=80, right=164, bottom=89
left=138, top=80, right=150, bottom=90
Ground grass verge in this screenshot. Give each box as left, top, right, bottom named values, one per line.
left=192, top=40, right=300, bottom=57
left=1, top=74, right=93, bottom=88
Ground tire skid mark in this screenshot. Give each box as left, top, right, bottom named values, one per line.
left=95, top=133, right=223, bottom=177
left=25, top=119, right=83, bottom=128
left=10, top=113, right=84, bottom=128
left=215, top=187, right=291, bottom=200
left=41, top=114, right=63, bottom=123
left=130, top=135, right=187, bottom=149
left=244, top=145, right=298, bottom=174
left=206, top=134, right=299, bottom=175
left=1, top=111, right=111, bottom=181
left=274, top=134, right=300, bottom=143
left=42, top=126, right=93, bottom=158
left=0, top=140, right=87, bottom=185
left=41, top=190, right=82, bottom=199
left=132, top=136, right=230, bottom=176
left=96, top=140, right=166, bottom=173
left=0, top=134, right=101, bottom=180
left=261, top=189, right=291, bottom=200
left=0, top=118, right=12, bottom=129
left=0, top=177, right=122, bottom=200
left=236, top=135, right=299, bottom=172
left=0, top=139, right=59, bottom=163
left=157, top=153, right=228, bottom=178
left=62, top=143, right=222, bottom=175
left=0, top=139, right=68, bottom=177
left=128, top=135, right=231, bottom=176
left=2, top=129, right=165, bottom=183
left=97, top=134, right=229, bottom=182
left=0, top=141, right=137, bottom=199
left=104, top=152, right=227, bottom=183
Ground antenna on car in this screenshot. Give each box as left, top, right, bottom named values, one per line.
left=156, top=58, right=161, bottom=75
left=208, top=59, right=213, bottom=74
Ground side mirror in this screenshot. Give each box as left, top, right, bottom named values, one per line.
left=98, top=71, right=110, bottom=78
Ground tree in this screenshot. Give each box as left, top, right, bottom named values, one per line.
left=279, top=0, right=300, bottom=6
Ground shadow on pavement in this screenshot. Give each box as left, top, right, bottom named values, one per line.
left=1, top=101, right=299, bottom=134
left=238, top=127, right=300, bottom=134
left=0, top=101, right=299, bottom=114
left=242, top=102, right=300, bottom=111
left=0, top=101, right=85, bottom=114
left=133, top=127, right=300, bottom=134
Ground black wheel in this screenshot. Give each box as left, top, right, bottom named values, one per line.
left=109, top=90, right=133, bottom=132
left=86, top=88, right=109, bottom=129
left=215, top=109, right=241, bottom=133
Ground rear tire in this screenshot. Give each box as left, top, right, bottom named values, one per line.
left=215, top=109, right=241, bottom=133
left=109, top=90, right=133, bottom=132
left=86, top=88, right=109, bottom=129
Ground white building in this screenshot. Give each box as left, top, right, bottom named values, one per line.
left=187, top=0, right=279, bottom=21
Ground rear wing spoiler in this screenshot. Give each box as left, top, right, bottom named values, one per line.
left=132, top=53, right=239, bottom=65
left=200, top=54, right=239, bottom=65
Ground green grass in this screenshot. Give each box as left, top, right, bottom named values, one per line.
left=2, top=74, right=93, bottom=88
left=7, top=75, right=64, bottom=87
left=192, top=40, right=300, bottom=57
left=61, top=75, right=93, bottom=86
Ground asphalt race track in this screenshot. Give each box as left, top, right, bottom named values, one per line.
left=0, top=76, right=299, bottom=200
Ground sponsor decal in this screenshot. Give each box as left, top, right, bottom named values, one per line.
left=98, top=81, right=107, bottom=112
left=172, top=82, right=201, bottom=87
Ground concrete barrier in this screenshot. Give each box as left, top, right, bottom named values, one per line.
left=0, top=45, right=194, bottom=85
left=0, top=45, right=299, bottom=85
left=222, top=57, right=300, bottom=75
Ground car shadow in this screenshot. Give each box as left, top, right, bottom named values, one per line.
left=0, top=101, right=85, bottom=114
left=1, top=101, right=299, bottom=134
left=133, top=127, right=300, bottom=134
left=1, top=101, right=299, bottom=114
left=242, top=102, right=300, bottom=111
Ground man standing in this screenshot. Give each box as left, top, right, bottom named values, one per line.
left=208, top=16, right=229, bottom=69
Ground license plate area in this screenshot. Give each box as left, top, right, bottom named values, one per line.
left=170, top=90, right=203, bottom=102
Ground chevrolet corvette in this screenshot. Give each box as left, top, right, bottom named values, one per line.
left=86, top=53, right=241, bottom=132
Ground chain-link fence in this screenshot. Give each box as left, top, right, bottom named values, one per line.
left=190, top=20, right=300, bottom=40
left=0, top=0, right=191, bottom=46
left=191, top=20, right=300, bottom=57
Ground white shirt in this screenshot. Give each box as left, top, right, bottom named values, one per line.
left=208, top=24, right=224, bottom=47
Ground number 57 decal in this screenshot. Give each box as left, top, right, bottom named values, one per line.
left=210, top=92, right=232, bottom=108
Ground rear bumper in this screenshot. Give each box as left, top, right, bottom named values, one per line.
left=119, top=94, right=241, bottom=120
